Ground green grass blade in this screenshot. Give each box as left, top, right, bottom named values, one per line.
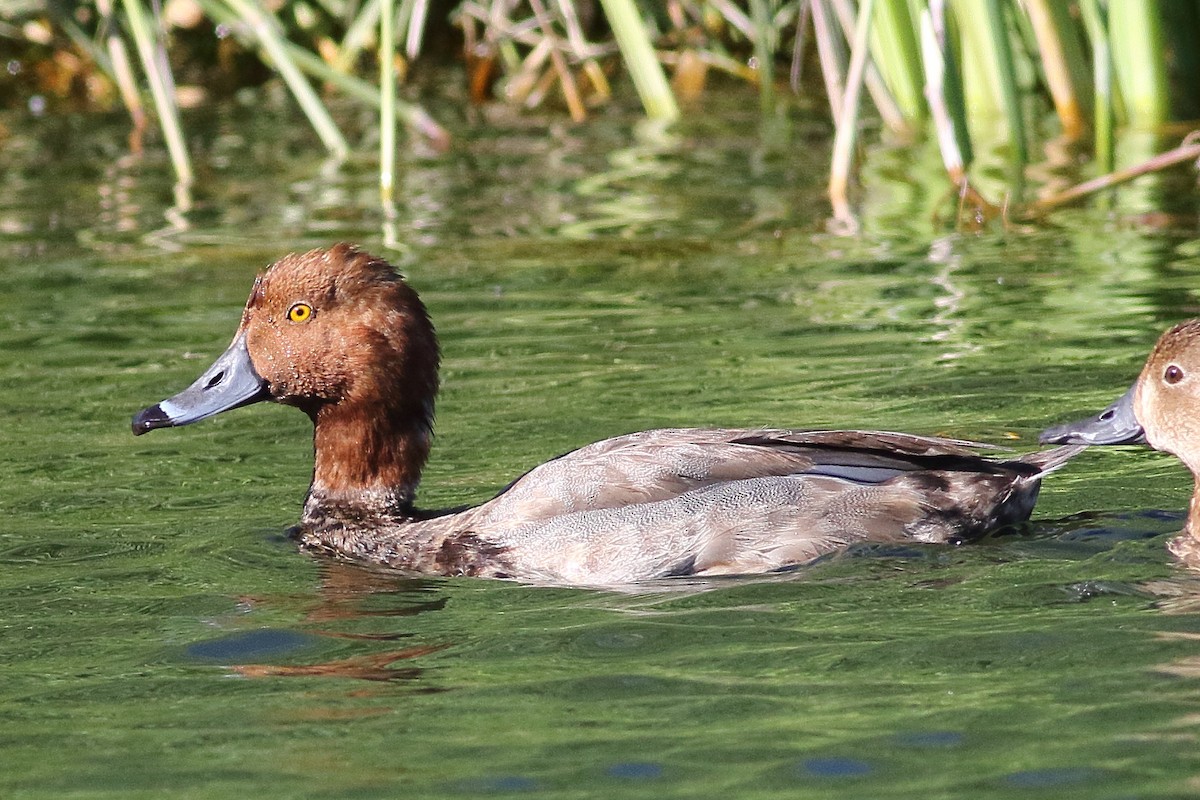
left=952, top=0, right=1000, bottom=118
left=1107, top=0, right=1169, bottom=124
left=1023, top=0, right=1091, bottom=139
left=597, top=0, right=679, bottom=122
left=811, top=0, right=849, bottom=125
left=950, top=0, right=1025, bottom=163
left=333, top=0, right=382, bottom=73
left=983, top=0, right=1025, bottom=163
left=868, top=0, right=923, bottom=122
left=197, top=0, right=447, bottom=146
left=1079, top=0, right=1114, bottom=171
left=220, top=0, right=350, bottom=157
left=1161, top=1, right=1200, bottom=119
left=830, top=0, right=909, bottom=134
left=829, top=0, right=877, bottom=228
left=749, top=0, right=776, bottom=112
left=380, top=0, right=396, bottom=207
left=919, top=1, right=970, bottom=179
left=404, top=0, right=428, bottom=59
left=120, top=0, right=193, bottom=186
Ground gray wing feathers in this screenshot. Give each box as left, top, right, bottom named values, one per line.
left=493, top=474, right=938, bottom=585
left=475, top=428, right=1011, bottom=527
left=451, top=429, right=1081, bottom=585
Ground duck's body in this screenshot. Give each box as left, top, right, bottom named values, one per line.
left=1042, top=319, right=1200, bottom=562
left=297, top=426, right=1078, bottom=585
left=133, top=245, right=1079, bottom=586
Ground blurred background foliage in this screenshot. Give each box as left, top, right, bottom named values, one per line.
left=2, top=1, right=1199, bottom=226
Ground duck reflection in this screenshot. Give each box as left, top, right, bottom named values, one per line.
left=209, top=560, right=450, bottom=683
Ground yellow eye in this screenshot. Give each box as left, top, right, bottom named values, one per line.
left=288, top=303, right=313, bottom=323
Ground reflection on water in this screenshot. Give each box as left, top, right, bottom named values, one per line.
left=3, top=91, right=1200, bottom=796
left=304, top=561, right=448, bottom=623
left=228, top=644, right=446, bottom=683
left=182, top=561, right=456, bottom=682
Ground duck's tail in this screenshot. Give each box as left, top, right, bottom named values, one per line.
left=1017, top=444, right=1087, bottom=475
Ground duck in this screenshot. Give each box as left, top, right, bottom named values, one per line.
left=1041, top=319, right=1200, bottom=563
left=132, top=244, right=1083, bottom=587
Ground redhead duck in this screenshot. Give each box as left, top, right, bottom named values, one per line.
left=133, top=244, right=1082, bottom=586
left=1041, top=319, right=1200, bottom=562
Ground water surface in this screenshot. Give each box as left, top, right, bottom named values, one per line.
left=3, top=94, right=1200, bottom=797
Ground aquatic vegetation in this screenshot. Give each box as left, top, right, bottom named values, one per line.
left=4, top=1, right=1199, bottom=227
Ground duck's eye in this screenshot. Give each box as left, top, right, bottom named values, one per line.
left=288, top=303, right=313, bottom=323
left=1165, top=364, right=1185, bottom=384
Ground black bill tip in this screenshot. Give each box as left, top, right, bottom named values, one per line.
left=129, top=331, right=269, bottom=437
left=132, top=404, right=173, bottom=436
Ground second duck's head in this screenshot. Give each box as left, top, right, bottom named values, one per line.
left=1041, top=319, right=1200, bottom=472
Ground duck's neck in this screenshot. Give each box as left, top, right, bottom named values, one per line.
left=1188, top=476, right=1200, bottom=539
left=303, top=398, right=433, bottom=524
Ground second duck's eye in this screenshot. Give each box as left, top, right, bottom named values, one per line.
left=288, top=302, right=313, bottom=323
left=1165, top=364, right=1185, bottom=384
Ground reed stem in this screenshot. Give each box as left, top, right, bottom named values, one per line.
left=919, top=0, right=969, bottom=181
left=867, top=0, right=922, bottom=123
left=1023, top=0, right=1090, bottom=140
left=220, top=0, right=350, bottom=157
left=405, top=0, right=429, bottom=59
left=749, top=0, right=775, bottom=112
left=528, top=0, right=586, bottom=122
left=120, top=0, right=193, bottom=188
left=1108, top=0, right=1169, bottom=125
left=983, top=0, right=1026, bottom=164
left=333, top=0, right=382, bottom=73
left=829, top=0, right=876, bottom=228
left=197, top=0, right=448, bottom=147
left=597, top=0, right=679, bottom=122
left=810, top=0, right=848, bottom=127
left=380, top=0, right=396, bottom=207
left=1024, top=134, right=1200, bottom=216
left=1079, top=0, right=1114, bottom=172
left=830, top=0, right=907, bottom=135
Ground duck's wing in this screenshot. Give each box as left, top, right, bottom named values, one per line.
left=471, top=427, right=1044, bottom=527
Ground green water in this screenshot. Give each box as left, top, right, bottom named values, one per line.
left=3, top=96, right=1200, bottom=797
